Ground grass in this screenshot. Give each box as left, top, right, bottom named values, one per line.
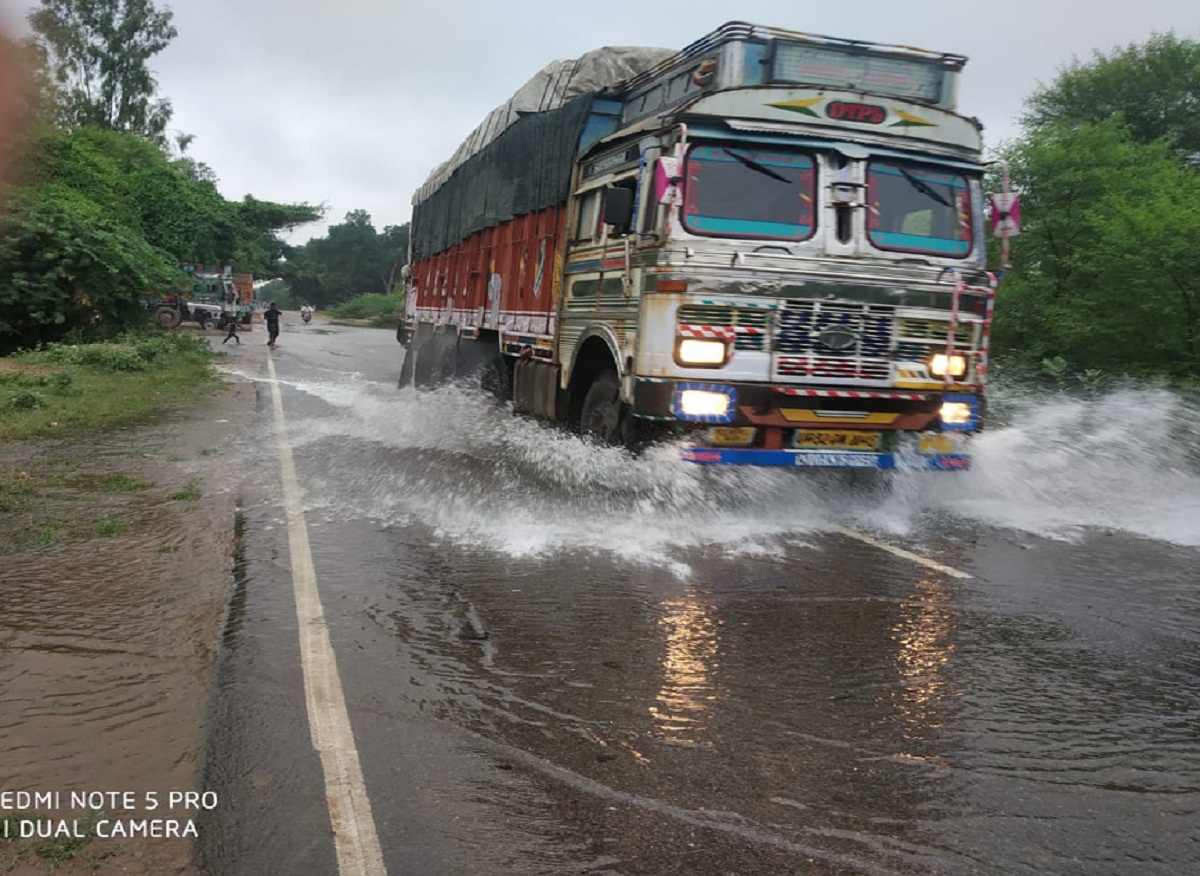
left=0, top=471, right=35, bottom=512
left=96, top=473, right=154, bottom=492
left=0, top=809, right=110, bottom=869
left=168, top=481, right=202, bottom=501
left=1, top=465, right=155, bottom=554
left=0, top=333, right=214, bottom=443
left=92, top=517, right=127, bottom=537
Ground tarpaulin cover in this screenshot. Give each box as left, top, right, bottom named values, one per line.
left=411, top=47, right=673, bottom=260
left=410, top=96, right=592, bottom=260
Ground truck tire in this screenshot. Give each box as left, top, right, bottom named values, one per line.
left=195, top=312, right=210, bottom=329
left=155, top=306, right=182, bottom=329
left=580, top=370, right=622, bottom=444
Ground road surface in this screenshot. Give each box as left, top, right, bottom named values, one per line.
left=199, top=314, right=1200, bottom=875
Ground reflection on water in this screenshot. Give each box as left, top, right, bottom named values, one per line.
left=891, top=576, right=959, bottom=746
left=649, top=594, right=723, bottom=745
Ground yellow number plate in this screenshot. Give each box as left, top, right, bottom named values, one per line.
left=706, top=426, right=757, bottom=446
left=919, top=434, right=957, bottom=454
left=795, top=430, right=881, bottom=450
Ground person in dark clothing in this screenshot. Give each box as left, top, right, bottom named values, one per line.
left=263, top=302, right=281, bottom=347
left=222, top=317, right=240, bottom=344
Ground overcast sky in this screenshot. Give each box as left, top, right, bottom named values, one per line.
left=10, top=0, right=1199, bottom=241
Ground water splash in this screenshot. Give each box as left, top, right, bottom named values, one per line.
left=265, top=374, right=1200, bottom=564
left=931, top=386, right=1200, bottom=546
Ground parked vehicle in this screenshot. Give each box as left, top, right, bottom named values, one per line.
left=399, top=21, right=1018, bottom=469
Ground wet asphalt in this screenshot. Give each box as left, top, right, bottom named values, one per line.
left=197, top=316, right=1200, bottom=876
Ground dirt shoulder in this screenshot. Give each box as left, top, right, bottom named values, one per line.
left=0, top=377, right=254, bottom=875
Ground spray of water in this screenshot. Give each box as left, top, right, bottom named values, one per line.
left=251, top=370, right=1200, bottom=568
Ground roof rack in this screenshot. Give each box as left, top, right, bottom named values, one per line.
left=612, top=20, right=967, bottom=97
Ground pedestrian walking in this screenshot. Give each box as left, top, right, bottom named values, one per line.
left=263, top=301, right=281, bottom=347
left=222, top=317, right=240, bottom=344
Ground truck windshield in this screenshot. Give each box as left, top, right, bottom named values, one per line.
left=866, top=161, right=972, bottom=257
left=683, top=145, right=815, bottom=241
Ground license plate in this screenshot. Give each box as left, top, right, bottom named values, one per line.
left=919, top=434, right=956, bottom=454
left=795, top=430, right=881, bottom=450
left=706, top=426, right=756, bottom=446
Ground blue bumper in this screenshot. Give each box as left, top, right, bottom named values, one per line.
left=681, top=448, right=971, bottom=470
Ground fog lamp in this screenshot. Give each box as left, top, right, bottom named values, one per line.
left=940, top=402, right=973, bottom=425
left=673, top=383, right=737, bottom=423
left=680, top=390, right=731, bottom=417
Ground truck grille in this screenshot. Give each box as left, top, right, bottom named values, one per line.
left=776, top=301, right=892, bottom=381
left=677, top=305, right=769, bottom=351
left=894, top=318, right=975, bottom=363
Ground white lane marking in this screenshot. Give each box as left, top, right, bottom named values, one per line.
left=832, top=525, right=973, bottom=580
left=267, top=355, right=388, bottom=876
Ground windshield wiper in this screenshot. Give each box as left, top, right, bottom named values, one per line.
left=897, top=167, right=953, bottom=208
left=725, top=149, right=792, bottom=184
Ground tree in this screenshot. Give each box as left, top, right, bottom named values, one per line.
left=278, top=212, right=409, bottom=309
left=0, top=124, right=322, bottom=352
left=992, top=120, right=1200, bottom=376
left=1023, top=32, right=1200, bottom=167
left=28, top=0, right=177, bottom=140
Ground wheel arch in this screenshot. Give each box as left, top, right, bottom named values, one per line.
left=566, top=328, right=621, bottom=427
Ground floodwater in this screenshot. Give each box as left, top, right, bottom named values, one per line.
left=125, top=326, right=1200, bottom=873
left=0, top=414, right=242, bottom=874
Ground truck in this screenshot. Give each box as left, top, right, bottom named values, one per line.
left=152, top=265, right=255, bottom=330
left=399, top=21, right=1017, bottom=470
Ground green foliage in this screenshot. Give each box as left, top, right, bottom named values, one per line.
left=254, top=278, right=296, bottom=309
left=29, top=0, right=177, bottom=140
left=326, top=292, right=403, bottom=321
left=995, top=31, right=1200, bottom=380
left=231, top=196, right=323, bottom=276
left=1, top=332, right=214, bottom=441
left=7, top=387, right=47, bottom=409
left=0, top=178, right=182, bottom=353
left=1024, top=32, right=1200, bottom=166
left=0, top=124, right=320, bottom=351
left=994, top=121, right=1200, bottom=376
left=280, top=212, right=408, bottom=309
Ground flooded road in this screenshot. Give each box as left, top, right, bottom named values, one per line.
left=202, top=317, right=1200, bottom=875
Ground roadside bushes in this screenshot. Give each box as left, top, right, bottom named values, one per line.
left=33, top=332, right=210, bottom=371
left=0, top=331, right=214, bottom=438
left=326, top=292, right=402, bottom=327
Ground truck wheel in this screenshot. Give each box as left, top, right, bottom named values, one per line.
left=196, top=313, right=210, bottom=329
left=155, top=306, right=182, bottom=329
left=580, top=370, right=622, bottom=444
left=480, top=355, right=512, bottom=402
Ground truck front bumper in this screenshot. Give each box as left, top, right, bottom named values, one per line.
left=632, top=378, right=978, bottom=470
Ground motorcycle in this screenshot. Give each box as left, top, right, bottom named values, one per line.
left=301, top=310, right=312, bottom=324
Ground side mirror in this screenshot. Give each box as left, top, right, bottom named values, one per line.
left=602, top=187, right=635, bottom=230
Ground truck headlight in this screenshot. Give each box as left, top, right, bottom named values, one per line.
left=673, top=384, right=736, bottom=423
left=929, top=352, right=968, bottom=377
left=677, top=338, right=728, bottom=366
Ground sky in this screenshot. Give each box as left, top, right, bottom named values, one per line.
left=8, top=0, right=1199, bottom=241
